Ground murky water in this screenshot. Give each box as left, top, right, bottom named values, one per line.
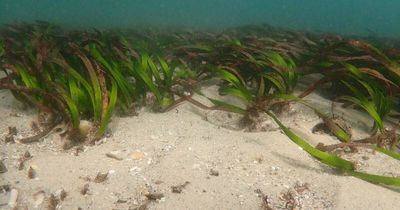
left=1, top=0, right=399, bottom=37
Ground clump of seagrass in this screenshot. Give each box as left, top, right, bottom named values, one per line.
left=1, top=22, right=400, bottom=187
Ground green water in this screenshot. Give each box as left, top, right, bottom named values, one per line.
left=0, top=0, right=399, bottom=37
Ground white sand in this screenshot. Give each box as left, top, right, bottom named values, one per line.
left=1, top=86, right=400, bottom=210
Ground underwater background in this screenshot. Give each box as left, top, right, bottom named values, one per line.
left=1, top=0, right=400, bottom=197
left=0, top=0, right=399, bottom=37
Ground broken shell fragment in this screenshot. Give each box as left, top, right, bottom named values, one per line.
left=130, top=151, right=144, bottom=160
left=8, top=189, right=18, bottom=208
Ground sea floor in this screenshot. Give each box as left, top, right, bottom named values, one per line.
left=1, top=85, right=400, bottom=210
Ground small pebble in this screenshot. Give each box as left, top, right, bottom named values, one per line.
left=0, top=161, right=7, bottom=173
left=28, top=167, right=36, bottom=179
left=210, top=169, right=219, bottom=176
left=94, top=172, right=108, bottom=183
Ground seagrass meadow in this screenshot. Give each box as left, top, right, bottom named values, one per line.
left=1, top=21, right=400, bottom=209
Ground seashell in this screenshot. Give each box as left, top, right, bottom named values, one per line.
left=79, top=120, right=93, bottom=136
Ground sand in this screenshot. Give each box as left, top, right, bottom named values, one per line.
left=1, top=85, right=400, bottom=210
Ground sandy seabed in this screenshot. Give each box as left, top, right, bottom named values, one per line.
left=1, top=84, right=400, bottom=210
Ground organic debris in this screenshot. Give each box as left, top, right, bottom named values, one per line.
left=79, top=176, right=91, bottom=182
left=59, top=189, right=67, bottom=201
left=47, top=193, right=59, bottom=210
left=80, top=184, right=90, bottom=195
left=17, top=150, right=32, bottom=170
left=134, top=202, right=149, bottom=210
left=93, top=172, right=108, bottom=183
left=280, top=189, right=300, bottom=210
left=254, top=189, right=274, bottom=210
left=0, top=184, right=10, bottom=193
left=0, top=161, right=7, bottom=173
left=8, top=126, right=17, bottom=135
left=145, top=193, right=164, bottom=200
left=73, top=146, right=85, bottom=155
left=171, top=181, right=190, bottom=193
left=4, top=134, right=14, bottom=143
left=4, top=126, right=17, bottom=143
left=106, top=152, right=123, bottom=160
left=27, top=166, right=36, bottom=179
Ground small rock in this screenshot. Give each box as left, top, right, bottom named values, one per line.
left=145, top=193, right=164, bottom=200
left=94, top=172, right=108, bottom=183
left=254, top=155, right=263, bottom=164
left=80, top=184, right=89, bottom=195
left=362, top=156, right=369, bottom=160
left=131, top=151, right=144, bottom=160
left=0, top=161, right=7, bottom=173
left=210, top=169, right=219, bottom=176
left=23, top=151, right=31, bottom=159
left=28, top=167, right=36, bottom=179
